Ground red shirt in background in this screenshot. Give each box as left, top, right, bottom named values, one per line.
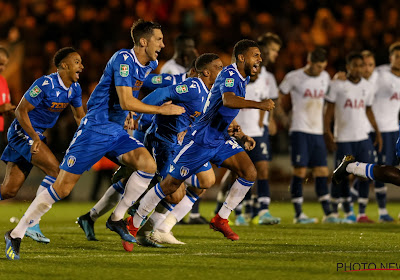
left=0, top=75, right=11, bottom=132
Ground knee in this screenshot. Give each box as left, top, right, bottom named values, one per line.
left=165, top=191, right=184, bottom=204
left=1, top=184, right=19, bottom=199
left=239, top=165, right=257, bottom=182
left=160, top=176, right=182, bottom=196
left=141, top=160, right=157, bottom=174
left=198, top=175, right=215, bottom=189
left=46, top=165, right=60, bottom=178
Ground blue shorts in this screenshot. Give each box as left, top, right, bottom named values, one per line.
left=169, top=137, right=243, bottom=180
left=60, top=125, right=144, bottom=175
left=290, top=132, right=327, bottom=167
left=247, top=128, right=271, bottom=162
left=145, top=132, right=212, bottom=179
left=1, top=122, right=47, bottom=173
left=132, top=129, right=145, bottom=143
left=335, top=139, right=374, bottom=168
left=371, top=131, right=399, bottom=166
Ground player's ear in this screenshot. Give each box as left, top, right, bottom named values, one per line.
left=61, top=62, right=69, bottom=70
left=237, top=54, right=245, bottom=63
left=203, top=69, right=210, bottom=77
left=139, top=38, right=147, bottom=47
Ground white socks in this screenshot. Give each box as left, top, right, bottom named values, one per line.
left=112, top=171, right=154, bottom=221
left=346, top=162, right=375, bottom=180
left=11, top=186, right=60, bottom=239
left=36, top=175, right=56, bottom=197
left=218, top=177, right=253, bottom=219
left=133, top=183, right=166, bottom=228
left=90, top=181, right=124, bottom=222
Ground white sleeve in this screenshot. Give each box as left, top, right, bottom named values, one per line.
left=279, top=72, right=294, bottom=95
left=325, top=80, right=339, bottom=103
left=268, top=74, right=279, bottom=99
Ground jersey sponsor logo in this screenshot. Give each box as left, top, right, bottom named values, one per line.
left=390, top=92, right=400, bottom=101
left=29, top=85, right=42, bottom=98
left=67, top=155, right=76, bottom=167
left=190, top=111, right=201, bottom=119
left=49, top=102, right=69, bottom=112
left=176, top=84, right=188, bottom=94
left=344, top=98, right=365, bottom=109
left=151, top=75, right=162, bottom=84
left=42, top=80, right=49, bottom=86
left=120, top=64, right=129, bottom=77
left=180, top=166, right=190, bottom=177
left=225, top=78, right=234, bottom=87
left=303, top=89, right=324, bottom=98
left=132, top=80, right=144, bottom=91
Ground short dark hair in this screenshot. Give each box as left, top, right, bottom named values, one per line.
left=195, top=53, right=220, bottom=72
left=389, top=42, right=400, bottom=55
left=233, top=39, right=259, bottom=60
left=130, top=19, right=161, bottom=46
left=346, top=51, right=363, bottom=65
left=257, top=32, right=282, bottom=47
left=308, top=47, right=327, bottom=63
left=53, top=47, right=77, bottom=68
left=361, top=50, right=375, bottom=58
left=0, top=46, right=9, bottom=58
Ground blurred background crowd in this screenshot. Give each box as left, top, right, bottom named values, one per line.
left=1, top=0, right=400, bottom=199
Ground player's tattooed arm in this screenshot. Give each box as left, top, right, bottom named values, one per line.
left=116, top=86, right=185, bottom=115
left=15, top=98, right=42, bottom=153
left=222, top=92, right=275, bottom=111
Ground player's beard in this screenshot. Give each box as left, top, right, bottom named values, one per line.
left=244, top=61, right=252, bottom=77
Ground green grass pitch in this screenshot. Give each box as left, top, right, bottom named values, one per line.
left=1, top=201, right=400, bottom=280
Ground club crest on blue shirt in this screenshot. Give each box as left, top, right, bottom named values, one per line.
left=176, top=84, right=188, bottom=94
left=180, top=166, right=190, bottom=177
left=120, top=64, right=129, bottom=77
left=29, top=85, right=42, bottom=97
left=68, top=88, right=73, bottom=98
left=152, top=75, right=162, bottom=84
left=67, top=155, right=76, bottom=167
left=225, top=78, right=234, bottom=87
left=145, top=69, right=152, bottom=77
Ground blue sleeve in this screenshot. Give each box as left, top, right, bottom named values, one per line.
left=113, top=52, right=135, bottom=88
left=143, top=74, right=175, bottom=90
left=170, top=80, right=199, bottom=103
left=141, top=87, right=173, bottom=106
left=70, top=84, right=83, bottom=108
left=219, top=72, right=240, bottom=97
left=24, top=77, right=48, bottom=107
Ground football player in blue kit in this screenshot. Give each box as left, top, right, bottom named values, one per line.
left=4, top=20, right=185, bottom=260
left=127, top=39, right=275, bottom=241
left=74, top=63, right=198, bottom=243
left=1, top=47, right=85, bottom=249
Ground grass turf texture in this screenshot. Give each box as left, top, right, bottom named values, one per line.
left=1, top=201, right=400, bottom=280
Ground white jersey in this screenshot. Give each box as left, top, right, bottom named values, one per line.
left=325, top=78, right=373, bottom=142
left=261, top=67, right=279, bottom=126
left=279, top=68, right=330, bottom=134
left=372, top=68, right=400, bottom=132
left=160, top=59, right=186, bottom=75
left=236, top=69, right=269, bottom=137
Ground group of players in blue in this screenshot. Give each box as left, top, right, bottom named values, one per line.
left=3, top=19, right=275, bottom=260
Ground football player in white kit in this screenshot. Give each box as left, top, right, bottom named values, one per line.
left=325, top=52, right=382, bottom=223
left=350, top=50, right=396, bottom=222
left=280, top=48, right=336, bottom=224
left=160, top=34, right=198, bottom=75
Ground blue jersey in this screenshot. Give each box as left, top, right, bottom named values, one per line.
left=138, top=72, right=187, bottom=132
left=190, top=63, right=249, bottom=148
left=144, top=77, right=210, bottom=144
left=142, top=73, right=186, bottom=91
left=16, top=72, right=82, bottom=132
left=85, top=49, right=158, bottom=135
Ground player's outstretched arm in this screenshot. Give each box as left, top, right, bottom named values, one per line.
left=116, top=86, right=185, bottom=115
left=15, top=98, right=41, bottom=153
left=323, top=101, right=336, bottom=152
left=222, top=92, right=275, bottom=111
left=70, top=106, right=86, bottom=126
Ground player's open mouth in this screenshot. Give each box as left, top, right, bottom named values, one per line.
left=155, top=50, right=160, bottom=57
left=76, top=70, right=81, bottom=79
left=253, top=64, right=259, bottom=72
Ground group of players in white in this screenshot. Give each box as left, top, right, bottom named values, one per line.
left=2, top=19, right=400, bottom=260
